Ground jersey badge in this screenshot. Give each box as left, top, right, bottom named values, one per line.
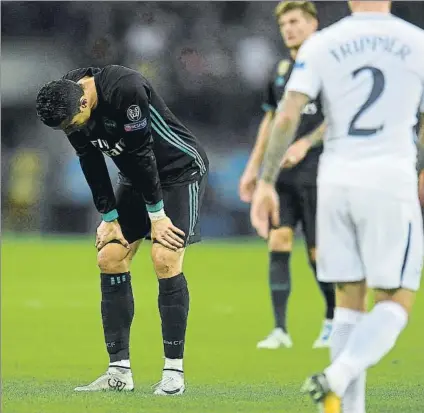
left=277, top=59, right=291, bottom=76
left=127, top=105, right=142, bottom=122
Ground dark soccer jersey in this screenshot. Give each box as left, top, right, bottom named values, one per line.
left=63, top=65, right=208, bottom=215
left=262, top=58, right=324, bottom=186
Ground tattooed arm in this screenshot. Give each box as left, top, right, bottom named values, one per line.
left=260, top=91, right=311, bottom=184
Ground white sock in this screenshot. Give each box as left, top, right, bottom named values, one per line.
left=330, top=307, right=366, bottom=413
left=325, top=301, right=408, bottom=397
left=164, top=358, right=183, bottom=372
left=109, top=359, right=131, bottom=369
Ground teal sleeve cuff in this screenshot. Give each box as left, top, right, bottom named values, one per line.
left=102, top=209, right=119, bottom=222
left=146, top=200, right=164, bottom=213
left=261, top=103, right=276, bottom=113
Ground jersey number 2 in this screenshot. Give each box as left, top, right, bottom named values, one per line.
left=348, top=66, right=385, bottom=137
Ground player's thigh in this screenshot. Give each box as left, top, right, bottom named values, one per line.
left=316, top=184, right=365, bottom=284
left=276, top=180, right=301, bottom=230
left=353, top=189, right=424, bottom=292
left=268, top=182, right=300, bottom=251
left=297, top=184, right=318, bottom=251
left=162, top=173, right=208, bottom=247
left=116, top=184, right=150, bottom=244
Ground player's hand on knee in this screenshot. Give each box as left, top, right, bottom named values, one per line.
left=250, top=181, right=280, bottom=239
left=95, top=220, right=130, bottom=251
left=151, top=216, right=185, bottom=251
left=281, top=138, right=311, bottom=168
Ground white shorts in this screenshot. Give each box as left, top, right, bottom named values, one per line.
left=316, top=184, right=424, bottom=291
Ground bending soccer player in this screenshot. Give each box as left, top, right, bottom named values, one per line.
left=36, top=65, right=209, bottom=395
left=239, top=0, right=334, bottom=349
left=250, top=1, right=424, bottom=412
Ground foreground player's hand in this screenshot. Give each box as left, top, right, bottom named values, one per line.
left=151, top=216, right=185, bottom=251
left=239, top=168, right=258, bottom=203
left=96, top=220, right=130, bottom=251
left=250, top=181, right=280, bottom=239
left=281, top=138, right=311, bottom=169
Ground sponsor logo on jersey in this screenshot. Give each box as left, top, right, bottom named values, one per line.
left=124, top=118, right=147, bottom=132
left=293, top=61, right=305, bottom=69
left=103, top=117, right=117, bottom=133
left=302, top=102, right=318, bottom=115
left=127, top=105, right=142, bottom=121
left=91, top=139, right=125, bottom=157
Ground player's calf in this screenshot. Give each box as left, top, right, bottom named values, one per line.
left=259, top=227, right=294, bottom=348
left=151, top=244, right=188, bottom=394
left=97, top=243, right=137, bottom=374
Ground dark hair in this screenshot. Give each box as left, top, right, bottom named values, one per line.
left=36, top=79, right=84, bottom=127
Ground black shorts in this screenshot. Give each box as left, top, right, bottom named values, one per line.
left=275, top=180, right=317, bottom=248
left=116, top=173, right=207, bottom=246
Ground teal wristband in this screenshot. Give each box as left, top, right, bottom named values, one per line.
left=102, top=209, right=119, bottom=222
left=146, top=200, right=164, bottom=213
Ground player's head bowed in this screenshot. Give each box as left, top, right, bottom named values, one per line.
left=36, top=79, right=85, bottom=129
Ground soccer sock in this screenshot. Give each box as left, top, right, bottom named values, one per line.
left=158, top=273, right=189, bottom=366
left=269, top=251, right=291, bottom=332
left=330, top=308, right=366, bottom=413
left=325, top=301, right=408, bottom=397
left=311, top=261, right=335, bottom=320
left=100, top=273, right=134, bottom=364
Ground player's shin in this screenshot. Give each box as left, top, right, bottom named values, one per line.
left=269, top=251, right=291, bottom=332
left=158, top=273, right=189, bottom=372
left=100, top=273, right=134, bottom=368
left=325, top=301, right=408, bottom=398
left=330, top=308, right=366, bottom=413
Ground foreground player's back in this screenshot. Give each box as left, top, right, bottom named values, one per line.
left=289, top=13, right=424, bottom=198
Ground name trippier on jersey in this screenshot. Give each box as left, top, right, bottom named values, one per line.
left=330, top=35, right=411, bottom=63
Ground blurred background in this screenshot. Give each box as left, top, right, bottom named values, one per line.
left=2, top=1, right=424, bottom=238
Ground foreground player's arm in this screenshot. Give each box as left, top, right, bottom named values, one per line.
left=68, top=132, right=118, bottom=221
left=115, top=78, right=184, bottom=249
left=115, top=80, right=164, bottom=217
left=260, top=92, right=310, bottom=184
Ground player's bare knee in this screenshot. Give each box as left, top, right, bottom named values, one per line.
left=151, top=244, right=185, bottom=279
left=97, top=243, right=130, bottom=273
left=374, top=288, right=416, bottom=315
left=268, top=227, right=293, bottom=251
left=335, top=280, right=367, bottom=312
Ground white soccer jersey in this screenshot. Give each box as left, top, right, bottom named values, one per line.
left=286, top=12, right=424, bottom=200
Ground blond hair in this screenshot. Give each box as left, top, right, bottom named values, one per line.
left=275, top=1, right=318, bottom=20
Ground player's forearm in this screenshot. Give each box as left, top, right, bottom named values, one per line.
left=260, top=111, right=301, bottom=185
left=245, top=112, right=275, bottom=172
left=303, top=121, right=326, bottom=148
left=79, top=152, right=118, bottom=220
left=116, top=147, right=164, bottom=218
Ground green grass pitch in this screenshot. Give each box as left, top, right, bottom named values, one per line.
left=2, top=236, right=424, bottom=413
